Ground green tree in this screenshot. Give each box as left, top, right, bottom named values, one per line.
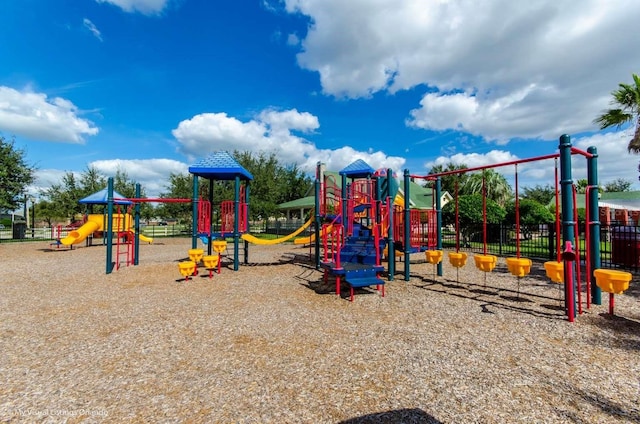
left=0, top=136, right=35, bottom=212
left=110, top=168, right=153, bottom=219
left=158, top=173, right=195, bottom=224
left=461, top=169, right=513, bottom=207
left=505, top=198, right=554, bottom=240
left=603, top=178, right=632, bottom=192
left=79, top=166, right=107, bottom=198
left=40, top=172, right=84, bottom=221
left=594, top=73, right=640, bottom=153
left=442, top=194, right=506, bottom=244
left=522, top=184, right=555, bottom=206
left=234, top=151, right=313, bottom=219
left=575, top=178, right=588, bottom=194
left=427, top=162, right=469, bottom=197
left=34, top=199, right=64, bottom=227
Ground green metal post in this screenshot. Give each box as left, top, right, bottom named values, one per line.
left=436, top=177, right=443, bottom=277
left=587, top=146, right=602, bottom=305
left=106, top=177, right=114, bottom=274
left=191, top=175, right=199, bottom=249
left=403, top=169, right=411, bottom=281
left=559, top=134, right=576, bottom=317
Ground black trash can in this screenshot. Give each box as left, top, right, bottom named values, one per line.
left=611, top=226, right=640, bottom=267
left=12, top=222, right=26, bottom=239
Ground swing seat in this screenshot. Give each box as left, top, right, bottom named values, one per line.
left=212, top=240, right=227, bottom=253
left=448, top=251, right=468, bottom=268
left=544, top=261, right=564, bottom=284
left=178, top=261, right=196, bottom=278
left=506, top=257, right=532, bottom=277
left=188, top=248, right=204, bottom=263
left=425, top=250, right=443, bottom=265
left=593, top=269, right=632, bottom=294
left=474, top=254, right=497, bottom=272
left=202, top=255, right=219, bottom=269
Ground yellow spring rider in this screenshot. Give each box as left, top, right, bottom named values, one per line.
left=178, top=240, right=227, bottom=281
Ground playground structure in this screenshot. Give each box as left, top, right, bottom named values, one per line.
left=309, top=160, right=438, bottom=301
left=308, top=134, right=633, bottom=316
left=97, top=144, right=632, bottom=318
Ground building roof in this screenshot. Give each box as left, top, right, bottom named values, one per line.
left=188, top=151, right=253, bottom=181
left=555, top=191, right=640, bottom=210
left=278, top=196, right=315, bottom=210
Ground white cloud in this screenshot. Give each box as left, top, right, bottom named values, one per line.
left=89, top=158, right=189, bottom=197
left=422, top=130, right=640, bottom=191
left=285, top=0, right=640, bottom=142
left=574, top=131, right=640, bottom=188
left=82, top=18, right=103, bottom=41
left=95, top=0, right=170, bottom=15
left=0, top=86, right=99, bottom=143
left=32, top=159, right=188, bottom=198
left=172, top=109, right=405, bottom=174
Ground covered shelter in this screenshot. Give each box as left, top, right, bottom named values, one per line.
left=188, top=151, right=253, bottom=271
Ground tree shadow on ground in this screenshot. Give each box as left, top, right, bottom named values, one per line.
left=589, top=313, right=640, bottom=351
left=553, top=385, right=640, bottom=423
left=415, top=276, right=566, bottom=320
left=338, top=408, right=442, bottom=424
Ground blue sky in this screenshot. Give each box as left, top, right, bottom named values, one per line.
left=2, top=0, right=640, bottom=198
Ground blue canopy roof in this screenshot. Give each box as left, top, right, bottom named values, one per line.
left=79, top=188, right=133, bottom=205
left=188, top=151, right=253, bottom=181
left=339, top=159, right=375, bottom=178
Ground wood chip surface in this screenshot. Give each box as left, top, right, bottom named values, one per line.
left=0, top=239, right=639, bottom=423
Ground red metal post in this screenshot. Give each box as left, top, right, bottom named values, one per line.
left=562, top=241, right=576, bottom=322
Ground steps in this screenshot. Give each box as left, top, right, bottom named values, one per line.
left=321, top=222, right=385, bottom=301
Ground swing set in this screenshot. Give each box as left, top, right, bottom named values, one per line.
left=402, top=135, right=632, bottom=321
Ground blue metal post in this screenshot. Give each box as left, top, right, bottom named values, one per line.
left=587, top=146, right=602, bottom=305
left=559, top=134, right=576, bottom=318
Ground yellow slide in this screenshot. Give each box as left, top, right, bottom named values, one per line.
left=294, top=224, right=334, bottom=245
left=60, top=214, right=153, bottom=245
left=241, top=217, right=313, bottom=245
left=294, top=232, right=315, bottom=245
left=60, top=221, right=100, bottom=246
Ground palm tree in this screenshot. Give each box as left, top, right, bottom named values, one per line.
left=594, top=73, right=640, bottom=152
left=462, top=169, right=513, bottom=207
